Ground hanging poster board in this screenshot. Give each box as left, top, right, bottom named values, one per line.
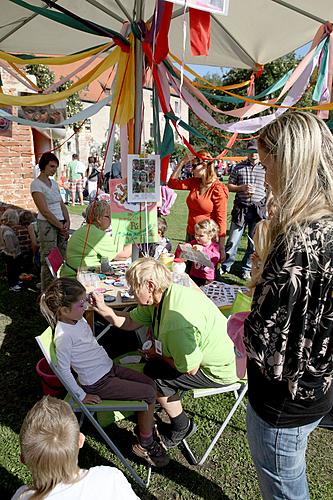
left=18, top=93, right=67, bottom=127
left=127, top=155, right=160, bottom=203
left=167, top=0, right=229, bottom=15
left=110, top=178, right=158, bottom=247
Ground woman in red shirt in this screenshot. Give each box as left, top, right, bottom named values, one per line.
left=168, top=150, right=228, bottom=261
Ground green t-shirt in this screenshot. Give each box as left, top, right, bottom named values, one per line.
left=129, top=284, right=237, bottom=384
left=60, top=224, right=118, bottom=277
left=68, top=160, right=81, bottom=181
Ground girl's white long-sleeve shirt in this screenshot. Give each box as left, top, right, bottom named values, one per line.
left=54, top=318, right=113, bottom=401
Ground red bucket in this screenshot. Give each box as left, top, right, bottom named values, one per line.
left=36, top=358, right=65, bottom=397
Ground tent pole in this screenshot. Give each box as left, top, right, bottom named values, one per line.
left=131, top=0, right=145, bottom=263
left=84, top=0, right=126, bottom=24
left=134, top=0, right=144, bottom=154
left=270, top=0, right=327, bottom=25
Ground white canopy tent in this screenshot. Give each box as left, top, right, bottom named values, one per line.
left=1, top=0, right=332, bottom=69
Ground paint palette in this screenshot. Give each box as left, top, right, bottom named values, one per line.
left=201, top=281, right=248, bottom=308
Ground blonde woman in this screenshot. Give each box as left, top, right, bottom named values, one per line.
left=244, top=112, right=333, bottom=500
left=61, top=200, right=131, bottom=277
left=93, top=257, right=237, bottom=449
left=12, top=396, right=140, bottom=499
left=168, top=149, right=228, bottom=262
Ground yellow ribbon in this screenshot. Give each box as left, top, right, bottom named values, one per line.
left=0, top=49, right=120, bottom=106
left=0, top=43, right=112, bottom=66
left=169, top=52, right=251, bottom=90
left=110, top=34, right=135, bottom=125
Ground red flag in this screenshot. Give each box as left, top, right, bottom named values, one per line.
left=189, top=8, right=211, bottom=57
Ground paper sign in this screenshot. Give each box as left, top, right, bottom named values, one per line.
left=167, top=0, right=229, bottom=16
left=0, top=107, right=12, bottom=137
left=110, top=178, right=158, bottom=245
left=127, top=155, right=161, bottom=203
left=179, top=243, right=213, bottom=268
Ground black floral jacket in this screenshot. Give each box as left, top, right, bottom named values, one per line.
left=244, top=219, right=333, bottom=400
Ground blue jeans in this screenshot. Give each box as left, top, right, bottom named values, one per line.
left=223, top=207, right=259, bottom=273
left=247, top=403, right=322, bottom=500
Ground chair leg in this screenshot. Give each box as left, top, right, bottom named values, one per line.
left=96, top=324, right=111, bottom=341
left=82, top=405, right=151, bottom=488
left=183, top=384, right=248, bottom=467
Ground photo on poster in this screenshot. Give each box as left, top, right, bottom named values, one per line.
left=0, top=107, right=12, bottom=137
left=167, top=0, right=229, bottom=15
left=127, top=155, right=160, bottom=203
left=18, top=93, right=67, bottom=127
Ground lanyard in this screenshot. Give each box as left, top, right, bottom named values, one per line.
left=152, top=291, right=166, bottom=339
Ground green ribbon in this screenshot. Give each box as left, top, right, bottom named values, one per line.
left=8, top=0, right=129, bottom=46
left=160, top=116, right=175, bottom=158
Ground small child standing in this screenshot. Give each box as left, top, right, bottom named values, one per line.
left=175, top=219, right=220, bottom=287
left=0, top=209, right=22, bottom=291
left=39, top=277, right=169, bottom=468
left=19, top=210, right=40, bottom=274
left=11, top=396, right=140, bottom=499
left=140, top=216, right=172, bottom=259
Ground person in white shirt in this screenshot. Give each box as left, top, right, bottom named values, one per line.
left=11, top=396, right=140, bottom=499
left=39, top=277, right=169, bottom=468
left=30, top=152, right=70, bottom=291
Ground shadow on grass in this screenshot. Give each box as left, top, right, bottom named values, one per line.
left=0, top=466, right=24, bottom=500
left=81, top=419, right=230, bottom=499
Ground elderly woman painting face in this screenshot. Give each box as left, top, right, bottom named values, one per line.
left=125, top=258, right=172, bottom=306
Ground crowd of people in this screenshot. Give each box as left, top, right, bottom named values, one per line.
left=2, top=111, right=333, bottom=500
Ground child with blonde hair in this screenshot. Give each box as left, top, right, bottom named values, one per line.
left=11, top=396, right=139, bottom=499
left=39, top=277, right=169, bottom=468
left=175, top=218, right=220, bottom=286
left=0, top=208, right=22, bottom=291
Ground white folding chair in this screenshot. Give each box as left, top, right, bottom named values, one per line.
left=36, top=327, right=151, bottom=488
left=182, top=382, right=248, bottom=466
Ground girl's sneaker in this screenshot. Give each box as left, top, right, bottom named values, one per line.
left=9, top=284, right=21, bottom=292
left=132, top=439, right=170, bottom=467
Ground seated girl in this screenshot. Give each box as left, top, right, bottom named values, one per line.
left=39, top=277, right=169, bottom=468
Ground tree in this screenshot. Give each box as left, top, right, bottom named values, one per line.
left=25, top=64, right=83, bottom=131
left=189, top=52, right=314, bottom=155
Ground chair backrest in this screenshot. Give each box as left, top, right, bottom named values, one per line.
left=46, top=247, right=63, bottom=278
left=36, top=327, right=58, bottom=367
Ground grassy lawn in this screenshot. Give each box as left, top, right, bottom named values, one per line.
left=0, top=187, right=332, bottom=499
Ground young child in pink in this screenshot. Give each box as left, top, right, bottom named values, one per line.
left=175, top=219, right=220, bottom=286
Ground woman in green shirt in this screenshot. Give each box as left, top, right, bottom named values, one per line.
left=61, top=200, right=131, bottom=277
left=93, top=257, right=237, bottom=449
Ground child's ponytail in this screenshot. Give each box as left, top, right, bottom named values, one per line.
left=39, top=278, right=86, bottom=329
left=40, top=292, right=57, bottom=330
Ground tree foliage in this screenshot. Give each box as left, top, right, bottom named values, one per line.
left=25, top=64, right=83, bottom=131
left=189, top=52, right=314, bottom=156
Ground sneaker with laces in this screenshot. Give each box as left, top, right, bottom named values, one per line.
left=158, top=420, right=197, bottom=449
left=9, top=284, right=21, bottom=292
left=132, top=439, right=170, bottom=467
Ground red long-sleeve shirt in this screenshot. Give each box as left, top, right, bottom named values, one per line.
left=168, top=177, right=228, bottom=236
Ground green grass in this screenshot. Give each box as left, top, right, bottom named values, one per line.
left=1, top=188, right=333, bottom=499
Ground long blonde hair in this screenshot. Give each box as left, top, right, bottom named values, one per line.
left=258, top=111, right=333, bottom=263
left=19, top=396, right=81, bottom=499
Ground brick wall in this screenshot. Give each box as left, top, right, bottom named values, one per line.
left=0, top=70, right=36, bottom=211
